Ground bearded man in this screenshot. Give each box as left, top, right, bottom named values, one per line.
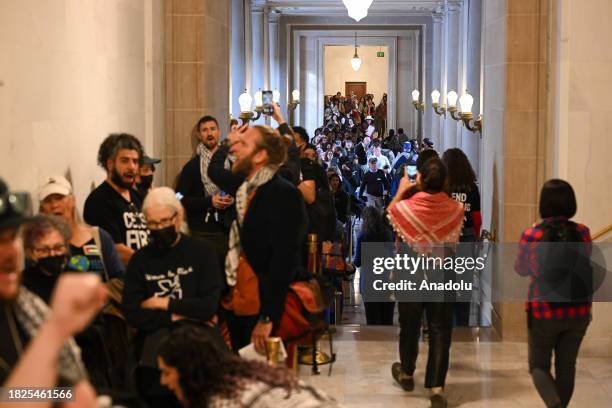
left=84, top=133, right=149, bottom=265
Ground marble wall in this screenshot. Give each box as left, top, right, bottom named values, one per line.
left=164, top=0, right=231, bottom=186
left=549, top=0, right=612, bottom=339
left=0, top=0, right=165, bottom=209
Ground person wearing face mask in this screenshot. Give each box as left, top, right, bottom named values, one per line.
left=21, top=215, right=115, bottom=390
left=122, top=187, right=223, bottom=408
left=0, top=178, right=98, bottom=406
left=136, top=155, right=162, bottom=199
left=84, top=133, right=149, bottom=266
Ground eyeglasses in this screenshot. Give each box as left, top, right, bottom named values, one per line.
left=32, top=243, right=66, bottom=257
left=147, top=212, right=177, bottom=229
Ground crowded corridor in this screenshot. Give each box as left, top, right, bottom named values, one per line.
left=1, top=1, right=612, bottom=408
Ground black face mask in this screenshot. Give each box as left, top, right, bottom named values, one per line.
left=138, top=175, right=154, bottom=191
left=37, top=254, right=68, bottom=277
left=150, top=225, right=178, bottom=249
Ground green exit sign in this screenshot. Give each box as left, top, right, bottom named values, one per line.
left=377, top=51, right=385, bottom=57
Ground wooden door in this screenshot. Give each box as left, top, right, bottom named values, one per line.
left=345, top=82, right=366, bottom=100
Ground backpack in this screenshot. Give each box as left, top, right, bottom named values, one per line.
left=536, top=221, right=593, bottom=307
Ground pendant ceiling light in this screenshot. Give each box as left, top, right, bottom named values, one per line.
left=351, top=32, right=362, bottom=72
left=342, top=0, right=374, bottom=22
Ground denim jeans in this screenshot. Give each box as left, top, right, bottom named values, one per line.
left=398, top=301, right=454, bottom=388
left=528, top=316, right=590, bottom=407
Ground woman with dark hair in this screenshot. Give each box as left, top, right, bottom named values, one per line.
left=441, top=148, right=481, bottom=241
left=442, top=148, right=482, bottom=327
left=352, top=206, right=394, bottom=325
left=157, top=325, right=340, bottom=408
left=386, top=158, right=464, bottom=408
left=514, top=179, right=591, bottom=408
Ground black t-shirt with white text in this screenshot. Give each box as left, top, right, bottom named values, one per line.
left=449, top=183, right=481, bottom=228
left=84, top=181, right=149, bottom=250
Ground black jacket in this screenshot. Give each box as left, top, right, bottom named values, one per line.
left=241, top=174, right=309, bottom=321
left=355, top=142, right=367, bottom=165
left=360, top=169, right=390, bottom=199
left=175, top=155, right=233, bottom=233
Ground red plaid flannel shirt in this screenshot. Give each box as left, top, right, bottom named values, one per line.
left=514, top=217, right=592, bottom=320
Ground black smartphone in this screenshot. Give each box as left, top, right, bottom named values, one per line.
left=262, top=90, right=274, bottom=115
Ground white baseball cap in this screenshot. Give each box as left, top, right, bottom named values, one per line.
left=39, top=176, right=72, bottom=202
left=365, top=116, right=374, bottom=121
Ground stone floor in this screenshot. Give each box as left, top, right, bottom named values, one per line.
left=298, top=325, right=612, bottom=407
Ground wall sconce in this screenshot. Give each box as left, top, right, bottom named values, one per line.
left=459, top=92, right=483, bottom=134
left=431, top=89, right=446, bottom=117
left=238, top=89, right=263, bottom=123
left=411, top=89, right=424, bottom=111
left=288, top=89, right=300, bottom=111
left=446, top=90, right=462, bottom=121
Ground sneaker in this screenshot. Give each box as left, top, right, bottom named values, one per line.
left=391, top=362, right=414, bottom=391
left=430, top=393, right=447, bottom=408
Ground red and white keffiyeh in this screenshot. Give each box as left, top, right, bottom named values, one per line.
left=387, top=191, right=464, bottom=251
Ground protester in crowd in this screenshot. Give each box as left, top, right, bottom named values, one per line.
left=364, top=116, right=375, bottom=138
left=176, top=115, right=234, bottom=270
left=375, top=94, right=387, bottom=136
left=214, top=122, right=308, bottom=352
left=1, top=274, right=106, bottom=408
left=368, top=141, right=391, bottom=171
left=441, top=148, right=482, bottom=326
left=359, top=157, right=389, bottom=210
left=397, top=128, right=409, bottom=146
left=352, top=206, right=394, bottom=325
left=21, top=214, right=117, bottom=389
left=136, top=155, right=162, bottom=199
left=329, top=173, right=349, bottom=226
left=38, top=175, right=125, bottom=281
left=354, top=136, right=370, bottom=169
left=387, top=158, right=464, bottom=408
left=122, top=187, right=223, bottom=408
left=0, top=178, right=98, bottom=405
left=514, top=179, right=592, bottom=408
left=84, top=133, right=149, bottom=265
left=157, top=325, right=340, bottom=408
left=38, top=175, right=129, bottom=387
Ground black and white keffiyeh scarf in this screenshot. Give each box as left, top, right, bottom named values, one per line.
left=14, top=287, right=88, bottom=384
left=197, top=143, right=230, bottom=197
left=224, top=166, right=277, bottom=286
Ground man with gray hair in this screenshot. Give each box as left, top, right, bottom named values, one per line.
left=122, top=186, right=223, bottom=408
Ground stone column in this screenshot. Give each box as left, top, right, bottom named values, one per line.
left=443, top=2, right=463, bottom=150
left=250, top=7, right=265, bottom=125
left=164, top=0, right=231, bottom=184
left=482, top=0, right=550, bottom=341
left=230, top=0, right=247, bottom=120
left=430, top=10, right=446, bottom=149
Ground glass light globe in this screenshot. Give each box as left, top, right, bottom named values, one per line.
left=459, top=93, right=474, bottom=114
left=447, top=90, right=458, bottom=108
left=254, top=90, right=263, bottom=108
left=351, top=55, right=362, bottom=72
left=431, top=90, right=441, bottom=104
left=272, top=89, right=280, bottom=103
left=238, top=91, right=252, bottom=113
left=292, top=89, right=300, bottom=102
left=412, top=89, right=420, bottom=102
left=343, top=0, right=374, bottom=22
